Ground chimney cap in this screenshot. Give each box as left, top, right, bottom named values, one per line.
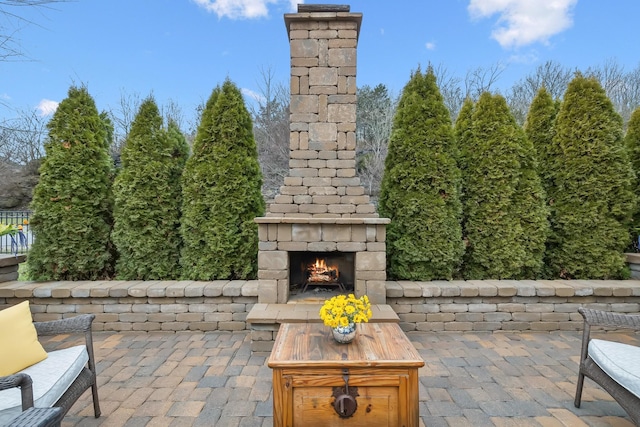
left=297, top=4, right=350, bottom=13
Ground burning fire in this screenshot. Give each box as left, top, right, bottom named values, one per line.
left=307, top=258, right=339, bottom=283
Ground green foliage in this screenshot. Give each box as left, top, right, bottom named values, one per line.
left=461, top=92, right=548, bottom=279
left=28, top=86, right=115, bottom=280
left=547, top=75, right=636, bottom=278
left=378, top=67, right=464, bottom=280
left=111, top=97, right=188, bottom=279
left=181, top=80, right=265, bottom=280
left=626, top=107, right=640, bottom=246
left=524, top=87, right=558, bottom=196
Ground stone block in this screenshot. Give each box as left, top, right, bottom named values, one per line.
left=280, top=185, right=308, bottom=195
left=288, top=159, right=307, bottom=168
left=313, top=195, right=341, bottom=205
left=299, top=75, right=309, bottom=94
left=318, top=149, right=338, bottom=159
left=337, top=29, right=357, bottom=39
left=257, top=280, right=277, bottom=304
left=290, top=122, right=309, bottom=132
left=309, top=29, right=338, bottom=39
left=299, top=204, right=328, bottom=214
left=290, top=149, right=319, bottom=159
left=356, top=251, right=386, bottom=271
left=328, top=204, right=355, bottom=214
left=308, top=242, right=337, bottom=252
left=290, top=95, right=318, bottom=114
left=308, top=159, right=327, bottom=169
left=274, top=194, right=293, bottom=204
left=319, top=168, right=337, bottom=177
left=337, top=242, right=366, bottom=252
left=329, top=38, right=357, bottom=48
left=303, top=177, right=332, bottom=186
left=328, top=104, right=356, bottom=123
left=258, top=242, right=277, bottom=251
left=309, top=67, right=338, bottom=86
left=326, top=159, right=355, bottom=169
left=292, top=224, right=322, bottom=241
left=338, top=150, right=356, bottom=160
left=337, top=168, right=356, bottom=178
left=258, top=251, right=288, bottom=270
left=309, top=141, right=336, bottom=151
left=328, top=48, right=356, bottom=67
left=328, top=94, right=356, bottom=104
left=269, top=204, right=299, bottom=213
left=309, top=122, right=337, bottom=141
left=291, top=39, right=318, bottom=58
left=277, top=241, right=308, bottom=251
left=291, top=67, right=310, bottom=76
left=293, top=194, right=312, bottom=204
left=309, top=85, right=338, bottom=95
left=289, top=168, right=319, bottom=177
left=309, top=186, right=338, bottom=195
left=289, top=29, right=308, bottom=39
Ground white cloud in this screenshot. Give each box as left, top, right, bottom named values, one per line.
left=193, top=0, right=302, bottom=19
left=241, top=88, right=266, bottom=104
left=468, top=0, right=577, bottom=49
left=425, top=41, right=436, bottom=51
left=36, top=99, right=59, bottom=116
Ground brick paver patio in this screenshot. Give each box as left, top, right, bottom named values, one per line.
left=44, top=329, right=638, bottom=427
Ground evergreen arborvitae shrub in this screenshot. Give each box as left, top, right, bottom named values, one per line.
left=181, top=80, right=265, bottom=280
left=524, top=87, right=558, bottom=196
left=454, top=98, right=474, bottom=174
left=626, top=107, right=640, bottom=247
left=462, top=92, right=548, bottom=279
left=112, top=98, right=188, bottom=279
left=378, top=67, right=463, bottom=280
left=547, top=74, right=636, bottom=279
left=28, top=86, right=114, bottom=280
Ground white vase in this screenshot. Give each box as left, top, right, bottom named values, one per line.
left=332, top=323, right=356, bottom=344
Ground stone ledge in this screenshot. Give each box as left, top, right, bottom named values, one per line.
left=386, top=280, right=640, bottom=298
left=255, top=216, right=390, bottom=225
left=246, top=303, right=399, bottom=324
left=0, top=280, right=260, bottom=299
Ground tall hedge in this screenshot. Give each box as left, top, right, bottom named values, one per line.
left=626, top=107, right=640, bottom=246
left=28, top=86, right=114, bottom=280
left=378, top=67, right=463, bottom=280
left=111, top=98, right=188, bottom=279
left=547, top=74, right=636, bottom=278
left=181, top=80, right=265, bottom=280
left=462, top=92, right=548, bottom=279
left=524, top=87, right=558, bottom=196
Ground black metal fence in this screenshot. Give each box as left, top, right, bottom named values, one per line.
left=0, top=210, right=33, bottom=254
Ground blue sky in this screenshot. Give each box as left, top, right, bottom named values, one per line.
left=1, top=0, right=639, bottom=125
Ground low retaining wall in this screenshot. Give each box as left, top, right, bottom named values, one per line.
left=387, top=280, right=640, bottom=332
left=0, top=279, right=639, bottom=332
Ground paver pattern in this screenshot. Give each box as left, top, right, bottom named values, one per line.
left=44, top=329, right=638, bottom=427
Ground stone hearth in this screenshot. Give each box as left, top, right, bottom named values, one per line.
left=254, top=4, right=390, bottom=304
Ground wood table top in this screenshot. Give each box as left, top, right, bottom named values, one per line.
left=268, top=322, right=424, bottom=369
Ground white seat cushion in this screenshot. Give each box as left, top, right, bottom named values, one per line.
left=0, top=345, right=88, bottom=425
left=589, top=338, right=640, bottom=399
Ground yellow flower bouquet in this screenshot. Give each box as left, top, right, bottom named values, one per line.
left=319, top=294, right=372, bottom=328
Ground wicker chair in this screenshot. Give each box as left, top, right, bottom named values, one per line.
left=0, top=314, right=100, bottom=423
left=574, top=307, right=640, bottom=425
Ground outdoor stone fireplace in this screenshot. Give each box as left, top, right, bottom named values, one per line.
left=255, top=4, right=389, bottom=304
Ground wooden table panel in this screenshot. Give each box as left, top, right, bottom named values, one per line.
left=269, top=322, right=424, bottom=427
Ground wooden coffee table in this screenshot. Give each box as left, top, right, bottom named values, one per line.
left=268, top=322, right=424, bottom=427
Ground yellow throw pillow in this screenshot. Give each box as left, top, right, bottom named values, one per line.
left=0, top=301, right=48, bottom=376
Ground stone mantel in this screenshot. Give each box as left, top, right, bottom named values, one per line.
left=255, top=216, right=390, bottom=225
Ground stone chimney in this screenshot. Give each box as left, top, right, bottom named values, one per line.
left=254, top=5, right=389, bottom=305
left=267, top=4, right=377, bottom=218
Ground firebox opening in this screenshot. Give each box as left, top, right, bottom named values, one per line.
left=289, top=251, right=355, bottom=297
